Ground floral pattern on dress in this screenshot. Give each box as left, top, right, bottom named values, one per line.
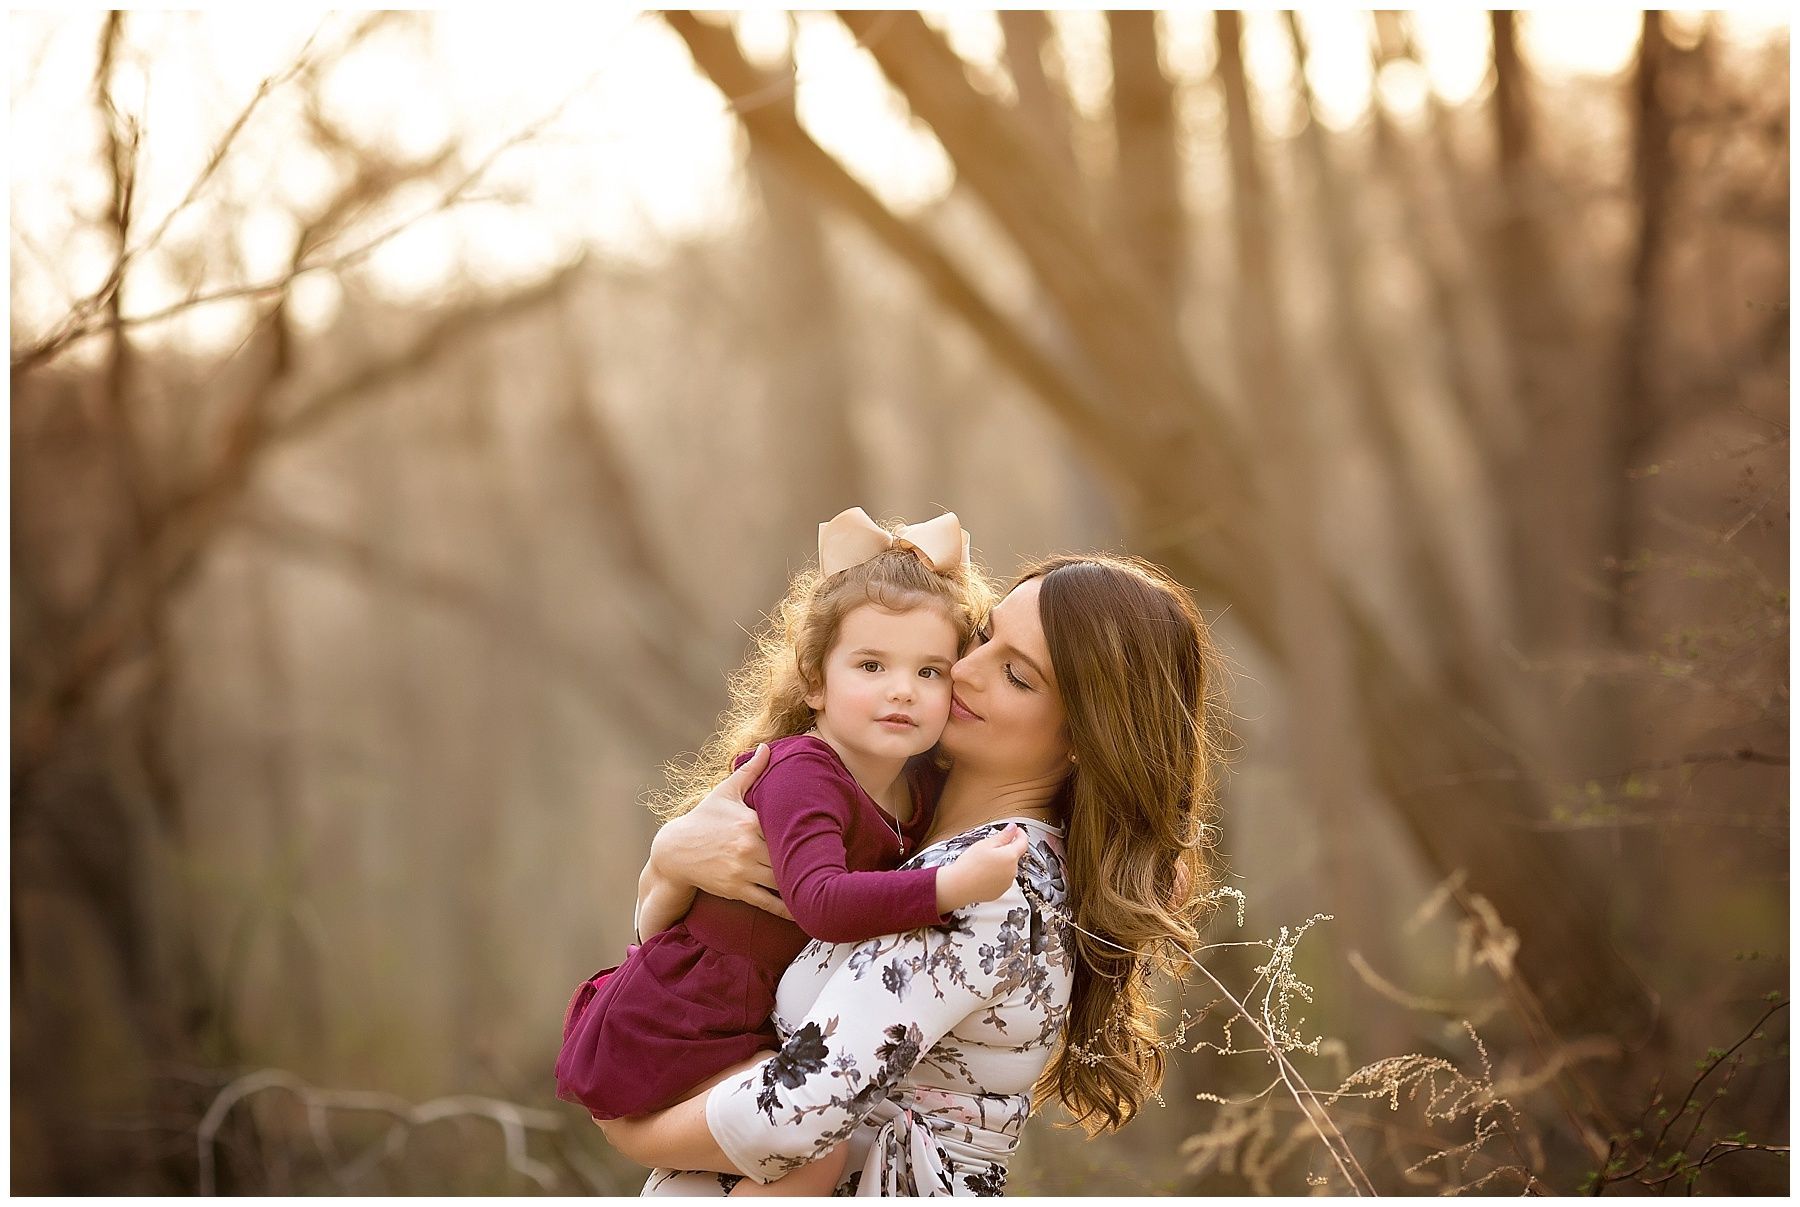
left=644, top=819, right=1072, bottom=1197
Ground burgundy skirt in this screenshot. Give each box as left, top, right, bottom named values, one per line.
left=554, top=925, right=782, bottom=1120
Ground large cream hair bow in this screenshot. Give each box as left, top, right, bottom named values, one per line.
left=818, top=506, right=970, bottom=578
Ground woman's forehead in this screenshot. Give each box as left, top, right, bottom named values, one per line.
left=993, top=580, right=1046, bottom=642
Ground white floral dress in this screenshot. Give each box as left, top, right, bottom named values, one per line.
left=642, top=818, right=1073, bottom=1197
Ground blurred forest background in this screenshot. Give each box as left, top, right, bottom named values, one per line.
left=9, top=8, right=1789, bottom=1196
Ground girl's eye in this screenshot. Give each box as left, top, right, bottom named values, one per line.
left=919, top=667, right=942, bottom=679
left=859, top=660, right=882, bottom=673
left=1004, top=663, right=1030, bottom=690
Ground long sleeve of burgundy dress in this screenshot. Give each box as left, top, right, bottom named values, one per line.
left=749, top=736, right=944, bottom=944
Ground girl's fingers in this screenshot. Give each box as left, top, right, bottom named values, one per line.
left=988, top=823, right=1024, bottom=845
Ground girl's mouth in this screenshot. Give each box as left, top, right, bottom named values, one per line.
left=876, top=714, right=917, bottom=729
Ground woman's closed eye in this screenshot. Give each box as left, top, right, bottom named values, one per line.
left=1003, top=663, right=1031, bottom=690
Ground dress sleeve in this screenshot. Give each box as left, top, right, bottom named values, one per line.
left=703, top=884, right=1036, bottom=1183
left=754, top=751, right=946, bottom=944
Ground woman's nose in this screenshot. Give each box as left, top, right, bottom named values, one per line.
left=951, top=653, right=980, bottom=690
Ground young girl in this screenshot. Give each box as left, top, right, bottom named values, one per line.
left=555, top=507, right=1028, bottom=1196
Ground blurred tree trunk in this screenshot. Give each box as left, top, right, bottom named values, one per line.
left=1278, top=11, right=1431, bottom=1053
left=347, top=401, right=441, bottom=1061
left=1608, top=11, right=1670, bottom=640
left=94, top=13, right=184, bottom=841
left=999, top=11, right=1081, bottom=192
left=1591, top=11, right=1677, bottom=1063
left=445, top=357, right=516, bottom=1086
left=1485, top=12, right=1626, bottom=779
left=1107, top=11, right=1185, bottom=322
left=244, top=539, right=327, bottom=1056
left=1292, top=13, right=1490, bottom=669
left=743, top=26, right=863, bottom=594
left=1217, top=7, right=1406, bottom=1063
left=1368, top=14, right=1517, bottom=498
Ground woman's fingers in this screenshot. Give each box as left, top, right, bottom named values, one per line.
left=741, top=884, right=794, bottom=921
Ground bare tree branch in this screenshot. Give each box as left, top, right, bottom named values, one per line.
left=13, top=15, right=369, bottom=376
left=13, top=27, right=601, bottom=376
left=12, top=261, right=586, bottom=794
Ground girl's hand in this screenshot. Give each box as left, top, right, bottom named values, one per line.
left=648, top=744, right=793, bottom=921
left=935, top=823, right=1028, bottom=913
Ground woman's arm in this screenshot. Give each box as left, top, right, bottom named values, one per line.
left=597, top=880, right=1026, bottom=1182
left=632, top=745, right=793, bottom=939
left=595, top=1051, right=772, bottom=1173
left=597, top=1086, right=737, bottom=1174
left=702, top=881, right=1030, bottom=1183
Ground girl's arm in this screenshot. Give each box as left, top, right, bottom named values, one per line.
left=756, top=749, right=950, bottom=944
left=632, top=745, right=792, bottom=939
left=762, top=757, right=1028, bottom=942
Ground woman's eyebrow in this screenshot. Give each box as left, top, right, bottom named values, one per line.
left=985, top=621, right=1051, bottom=683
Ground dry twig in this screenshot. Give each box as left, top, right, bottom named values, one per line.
left=196, top=1068, right=564, bottom=1195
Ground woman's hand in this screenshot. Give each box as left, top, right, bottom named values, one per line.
left=596, top=1097, right=730, bottom=1172
left=645, top=744, right=793, bottom=923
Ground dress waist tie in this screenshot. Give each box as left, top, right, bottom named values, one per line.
left=855, top=1084, right=1025, bottom=1197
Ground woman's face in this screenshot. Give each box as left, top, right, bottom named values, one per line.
left=940, top=577, right=1071, bottom=778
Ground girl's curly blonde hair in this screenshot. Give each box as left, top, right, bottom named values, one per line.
left=650, top=535, right=996, bottom=822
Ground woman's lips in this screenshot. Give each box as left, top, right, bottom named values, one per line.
left=949, top=693, right=983, bottom=722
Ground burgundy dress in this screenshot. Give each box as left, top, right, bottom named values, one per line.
left=555, top=735, right=946, bottom=1120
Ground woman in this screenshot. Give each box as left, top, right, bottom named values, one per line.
left=601, top=555, right=1229, bottom=1195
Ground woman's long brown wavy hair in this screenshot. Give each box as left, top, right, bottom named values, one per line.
left=1021, top=554, right=1234, bottom=1136
left=650, top=538, right=995, bottom=822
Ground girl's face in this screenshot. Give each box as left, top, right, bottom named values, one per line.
left=806, top=603, right=960, bottom=764
left=940, top=578, right=1071, bottom=778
